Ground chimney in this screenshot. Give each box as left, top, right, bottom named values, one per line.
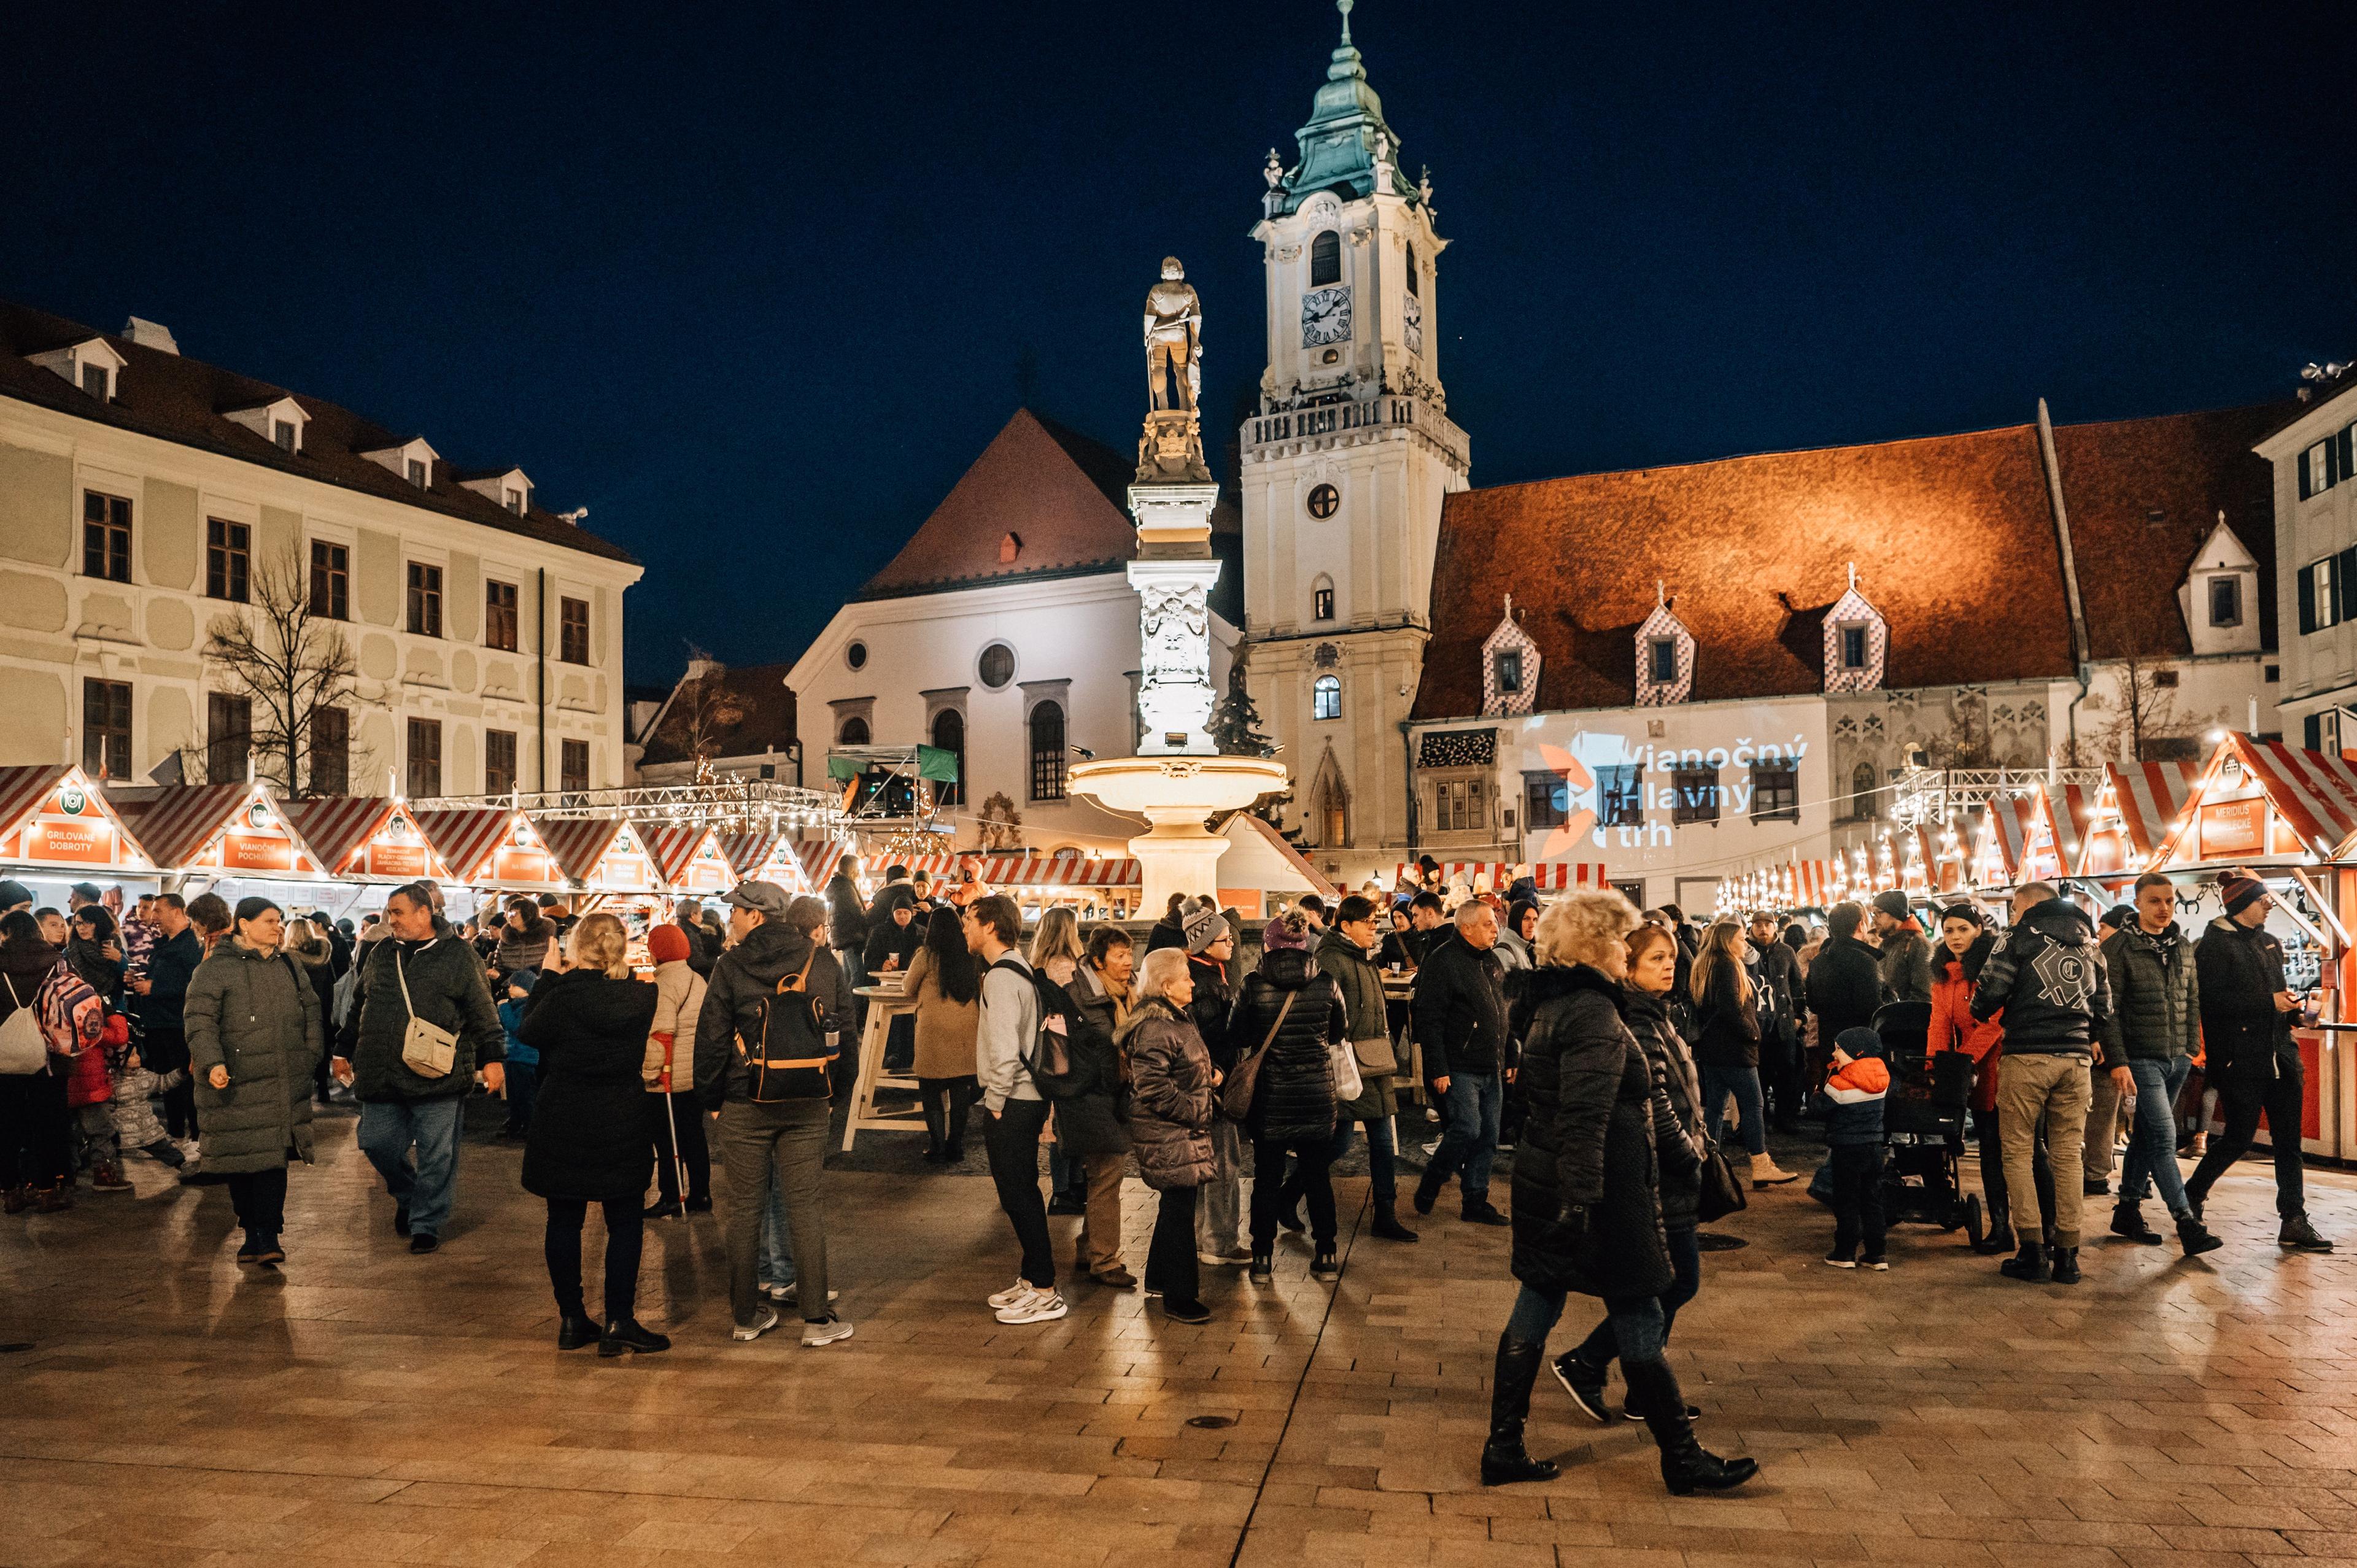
left=121, top=317, right=179, bottom=355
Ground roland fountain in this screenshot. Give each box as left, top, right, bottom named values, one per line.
left=1069, top=255, right=1287, bottom=912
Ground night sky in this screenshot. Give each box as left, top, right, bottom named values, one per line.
left=5, top=2, right=2351, bottom=689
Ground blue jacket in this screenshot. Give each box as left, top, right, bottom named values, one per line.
left=497, top=995, right=540, bottom=1067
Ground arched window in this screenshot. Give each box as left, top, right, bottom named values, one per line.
left=1851, top=760, right=1880, bottom=820
left=930, top=708, right=965, bottom=808
left=1029, top=701, right=1066, bottom=801
left=1406, top=244, right=1420, bottom=296
left=1313, top=674, right=1342, bottom=721
left=1310, top=230, right=1341, bottom=287
left=838, top=715, right=869, bottom=746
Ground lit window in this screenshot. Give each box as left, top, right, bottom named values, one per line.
left=1313, top=582, right=1334, bottom=620
left=82, top=679, right=131, bottom=781
left=1313, top=674, right=1341, bottom=720
left=1306, top=484, right=1340, bottom=519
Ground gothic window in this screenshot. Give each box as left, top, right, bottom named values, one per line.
left=1310, top=230, right=1341, bottom=287
left=1313, top=674, right=1341, bottom=721
left=1851, top=760, right=1881, bottom=820
left=1028, top=701, right=1066, bottom=801
left=931, top=708, right=964, bottom=808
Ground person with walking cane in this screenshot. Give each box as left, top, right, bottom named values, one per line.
left=642, top=925, right=710, bottom=1218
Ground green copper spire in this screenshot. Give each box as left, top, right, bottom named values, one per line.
left=1274, top=0, right=1416, bottom=216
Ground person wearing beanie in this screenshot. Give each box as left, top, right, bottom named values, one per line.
left=0, top=879, right=33, bottom=915
left=1805, top=902, right=1882, bottom=1070
left=641, top=922, right=711, bottom=1218
left=1182, top=905, right=1245, bottom=1265
left=2186, top=873, right=2331, bottom=1251
left=1225, top=910, right=1349, bottom=1283
left=496, top=967, right=541, bottom=1138
left=183, top=895, right=320, bottom=1265
left=1870, top=891, right=1933, bottom=1006
left=1971, top=883, right=2110, bottom=1284
left=1814, top=1026, right=1892, bottom=1269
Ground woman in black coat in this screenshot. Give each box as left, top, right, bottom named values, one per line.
left=1482, top=890, right=1755, bottom=1497
left=1224, top=911, right=1345, bottom=1283
left=517, top=913, right=667, bottom=1357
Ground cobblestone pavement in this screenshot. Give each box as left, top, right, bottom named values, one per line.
left=3, top=1104, right=2355, bottom=1568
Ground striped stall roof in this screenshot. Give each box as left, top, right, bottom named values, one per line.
left=414, top=808, right=515, bottom=882
left=2040, top=781, right=2098, bottom=870
left=635, top=822, right=736, bottom=891
left=900, top=853, right=1140, bottom=887
left=2158, top=736, right=2357, bottom=863
left=0, top=766, right=152, bottom=870
left=1390, top=862, right=1612, bottom=892
left=282, top=796, right=395, bottom=872
left=115, top=784, right=274, bottom=868
left=794, top=840, right=845, bottom=887
left=533, top=817, right=624, bottom=885
left=716, top=831, right=779, bottom=876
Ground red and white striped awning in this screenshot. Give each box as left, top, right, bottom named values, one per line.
left=637, top=822, right=735, bottom=894
left=900, top=854, right=1140, bottom=887
left=0, top=766, right=152, bottom=871
left=282, top=795, right=392, bottom=871
left=2154, top=736, right=2357, bottom=865
left=414, top=808, right=517, bottom=883
left=794, top=840, right=845, bottom=888
left=533, top=817, right=623, bottom=885
left=716, top=831, right=778, bottom=876
left=284, top=797, right=452, bottom=882
left=1391, top=862, right=1612, bottom=893
left=2040, top=780, right=2097, bottom=871
left=2079, top=760, right=2200, bottom=875
left=116, top=784, right=327, bottom=875
left=114, top=784, right=256, bottom=868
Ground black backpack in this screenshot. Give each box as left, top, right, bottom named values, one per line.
left=735, top=952, right=837, bottom=1102
left=989, top=959, right=1102, bottom=1103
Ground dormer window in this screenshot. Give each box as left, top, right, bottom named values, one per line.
left=1481, top=593, right=1542, bottom=717
left=406, top=459, right=428, bottom=488
left=227, top=395, right=308, bottom=454
left=81, top=363, right=109, bottom=399
left=363, top=437, right=439, bottom=490
left=1839, top=625, right=1869, bottom=670
left=2209, top=576, right=2242, bottom=628
left=1821, top=565, right=1887, bottom=694
left=274, top=420, right=297, bottom=452
left=29, top=337, right=127, bottom=403
left=1000, top=531, right=1022, bottom=564
left=1496, top=651, right=1522, bottom=693
left=503, top=489, right=524, bottom=514
left=1634, top=592, right=1695, bottom=706
left=461, top=466, right=534, bottom=513
left=1648, top=639, right=1677, bottom=682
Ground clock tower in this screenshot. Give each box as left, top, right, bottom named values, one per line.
left=1240, top=0, right=1469, bottom=876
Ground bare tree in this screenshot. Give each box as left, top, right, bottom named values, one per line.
left=2099, top=649, right=2194, bottom=762
left=676, top=651, right=751, bottom=782
left=202, top=546, right=369, bottom=797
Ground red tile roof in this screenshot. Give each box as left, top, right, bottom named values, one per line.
left=1411, top=403, right=2288, bottom=721
left=0, top=299, right=635, bottom=567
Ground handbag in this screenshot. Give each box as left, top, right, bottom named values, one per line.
left=0, top=974, right=43, bottom=1075
left=1696, top=1138, right=1748, bottom=1223
left=1218, top=989, right=1298, bottom=1122
left=393, top=945, right=458, bottom=1080
left=1326, top=1035, right=1364, bottom=1102
left=1350, top=1034, right=1396, bottom=1076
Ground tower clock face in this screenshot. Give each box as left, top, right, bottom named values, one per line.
left=1404, top=292, right=1424, bottom=358
left=1301, top=287, right=1352, bottom=347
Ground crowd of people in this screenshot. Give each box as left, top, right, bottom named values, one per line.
left=0, top=852, right=2334, bottom=1496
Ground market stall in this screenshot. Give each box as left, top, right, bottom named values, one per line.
left=534, top=816, right=662, bottom=895
left=899, top=851, right=1141, bottom=921
left=276, top=795, right=459, bottom=920
left=2074, top=759, right=2202, bottom=879
left=0, top=765, right=157, bottom=905
left=416, top=806, right=570, bottom=898
left=114, top=782, right=335, bottom=908
left=714, top=830, right=822, bottom=896
left=638, top=821, right=736, bottom=899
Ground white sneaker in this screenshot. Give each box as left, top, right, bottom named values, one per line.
left=994, top=1288, right=1069, bottom=1324
left=986, top=1278, right=1033, bottom=1310
left=732, top=1305, right=781, bottom=1341
left=764, top=1283, right=840, bottom=1308
left=800, top=1314, right=855, bottom=1348
left=1196, top=1251, right=1231, bottom=1267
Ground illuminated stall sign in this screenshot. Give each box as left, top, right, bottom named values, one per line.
left=0, top=767, right=149, bottom=871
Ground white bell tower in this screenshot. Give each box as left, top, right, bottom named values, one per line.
left=1238, top=0, right=1470, bottom=873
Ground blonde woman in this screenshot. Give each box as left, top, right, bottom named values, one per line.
left=516, top=912, right=667, bottom=1357
left=1029, top=908, right=1094, bottom=1217
left=1484, top=888, right=1754, bottom=1496
left=1690, top=919, right=1796, bottom=1188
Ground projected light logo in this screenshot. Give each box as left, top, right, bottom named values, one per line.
left=1533, top=742, right=1600, bottom=860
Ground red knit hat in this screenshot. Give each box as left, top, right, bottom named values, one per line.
left=648, top=924, right=691, bottom=965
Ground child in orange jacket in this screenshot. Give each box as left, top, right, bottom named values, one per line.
left=1816, top=1026, right=1892, bottom=1270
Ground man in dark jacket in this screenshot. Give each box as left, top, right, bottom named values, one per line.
left=2100, top=871, right=2220, bottom=1254
left=825, top=857, right=871, bottom=1025
left=1971, top=882, right=2110, bottom=1283
left=1412, top=901, right=1512, bottom=1226
left=331, top=882, right=503, bottom=1254
left=671, top=898, right=716, bottom=978
left=1805, top=902, right=1881, bottom=1060
left=1871, top=891, right=1933, bottom=1006
left=130, top=892, right=206, bottom=1156
left=2184, top=873, right=2331, bottom=1251
left=1748, top=911, right=1804, bottom=1130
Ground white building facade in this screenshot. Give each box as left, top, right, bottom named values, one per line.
left=2259, top=375, right=2357, bottom=752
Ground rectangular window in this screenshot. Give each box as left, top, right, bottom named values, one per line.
left=485, top=579, right=519, bottom=651
left=1670, top=765, right=1720, bottom=825
left=406, top=457, right=428, bottom=489
left=82, top=679, right=131, bottom=780
left=205, top=518, right=250, bottom=602
left=406, top=717, right=443, bottom=798
left=1840, top=624, right=1868, bottom=670
left=484, top=728, right=518, bottom=795
left=1523, top=771, right=1566, bottom=830
left=1596, top=763, right=1642, bottom=827
left=1433, top=778, right=1485, bottom=833
left=1750, top=763, right=1799, bottom=822
left=207, top=692, right=252, bottom=784
left=1648, top=638, right=1678, bottom=684
left=312, top=707, right=349, bottom=796
left=82, top=491, right=131, bottom=583
left=503, top=488, right=525, bottom=514
left=1313, top=586, right=1334, bottom=620
left=407, top=562, right=443, bottom=637
left=309, top=540, right=349, bottom=620
left=81, top=362, right=109, bottom=400
left=2208, top=576, right=2241, bottom=628
left=559, top=597, right=590, bottom=664
left=273, top=419, right=297, bottom=452
left=560, top=738, right=590, bottom=795
left=1496, top=651, right=1522, bottom=693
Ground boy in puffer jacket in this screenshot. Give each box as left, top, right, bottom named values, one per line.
left=1815, top=1025, right=1891, bottom=1270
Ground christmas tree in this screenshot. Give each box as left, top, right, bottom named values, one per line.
left=1209, top=656, right=1276, bottom=759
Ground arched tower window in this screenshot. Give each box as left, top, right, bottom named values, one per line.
left=1310, top=230, right=1341, bottom=287
left=1028, top=701, right=1066, bottom=801
left=1312, top=674, right=1342, bottom=722
left=838, top=715, right=869, bottom=746
left=930, top=708, right=964, bottom=808
left=1406, top=244, right=1420, bottom=296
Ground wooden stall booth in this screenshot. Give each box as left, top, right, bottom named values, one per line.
left=115, top=782, right=331, bottom=895
left=0, top=765, right=157, bottom=903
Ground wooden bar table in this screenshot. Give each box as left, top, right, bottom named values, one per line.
left=842, top=978, right=923, bottom=1151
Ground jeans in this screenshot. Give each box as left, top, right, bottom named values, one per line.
left=1701, top=1061, right=1767, bottom=1157
left=716, top=1099, right=830, bottom=1324
left=1427, top=1072, right=1502, bottom=1202
left=356, top=1097, right=464, bottom=1238
left=1827, top=1143, right=1886, bottom=1261
left=759, top=1170, right=795, bottom=1288
left=2119, top=1056, right=2194, bottom=1219
left=1573, top=1225, right=1700, bottom=1367
left=2185, top=1068, right=2308, bottom=1219
left=226, top=1167, right=288, bottom=1238
left=1507, top=1284, right=1668, bottom=1367
left=1147, top=1183, right=1199, bottom=1305
left=648, top=1091, right=710, bottom=1205
left=1320, top=1113, right=1398, bottom=1207
left=1195, top=1117, right=1244, bottom=1256
left=983, top=1095, right=1054, bottom=1289
left=1997, top=1052, right=2091, bottom=1248
left=1251, top=1133, right=1335, bottom=1249
left=544, top=1196, right=643, bottom=1323
left=501, top=1061, right=538, bottom=1134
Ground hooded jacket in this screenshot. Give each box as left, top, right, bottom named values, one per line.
left=692, top=920, right=851, bottom=1110
left=1813, top=1040, right=1891, bottom=1147
left=1927, top=937, right=2005, bottom=1113
left=1226, top=947, right=1344, bottom=1143
left=2100, top=921, right=2200, bottom=1067
left=1970, top=898, right=2110, bottom=1054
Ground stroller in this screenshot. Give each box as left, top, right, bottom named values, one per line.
left=1869, top=1000, right=1983, bottom=1242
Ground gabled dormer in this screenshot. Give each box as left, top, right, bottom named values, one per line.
left=1480, top=592, right=1541, bottom=716
left=225, top=395, right=311, bottom=454
left=28, top=336, right=128, bottom=403
left=460, top=467, right=533, bottom=515
left=2178, top=511, right=2262, bottom=657
left=1822, top=562, right=1887, bottom=693
left=363, top=436, right=439, bottom=490
left=1635, top=585, right=1695, bottom=706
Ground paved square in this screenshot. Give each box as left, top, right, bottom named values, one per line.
left=4, top=1112, right=2355, bottom=1568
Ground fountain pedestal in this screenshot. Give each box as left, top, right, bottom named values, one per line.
left=1071, top=754, right=1289, bottom=915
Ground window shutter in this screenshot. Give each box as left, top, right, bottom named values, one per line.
left=2308, top=713, right=2324, bottom=751
left=2340, top=427, right=2355, bottom=482
left=2301, top=449, right=2313, bottom=501
left=2340, top=549, right=2357, bottom=622
left=2300, top=563, right=2318, bottom=634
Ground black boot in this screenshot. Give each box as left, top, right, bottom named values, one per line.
left=1370, top=1200, right=1419, bottom=1243
left=599, top=1318, right=672, bottom=1357
left=2049, top=1245, right=2081, bottom=1285
left=556, top=1313, right=600, bottom=1350
left=1480, top=1334, right=1562, bottom=1486
left=2280, top=1215, right=2334, bottom=1253
left=1413, top=1165, right=1444, bottom=1216
left=1625, top=1360, right=1756, bottom=1495
left=2109, top=1202, right=2162, bottom=1245
left=1550, top=1346, right=1614, bottom=1424
left=1972, top=1220, right=2015, bottom=1256
left=1999, top=1240, right=2051, bottom=1283
left=2177, top=1215, right=2223, bottom=1256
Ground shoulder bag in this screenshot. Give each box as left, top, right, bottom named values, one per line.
left=394, top=943, right=458, bottom=1079
left=1218, top=987, right=1298, bottom=1122
left=0, top=973, right=44, bottom=1075
left=1695, top=1138, right=1748, bottom=1222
